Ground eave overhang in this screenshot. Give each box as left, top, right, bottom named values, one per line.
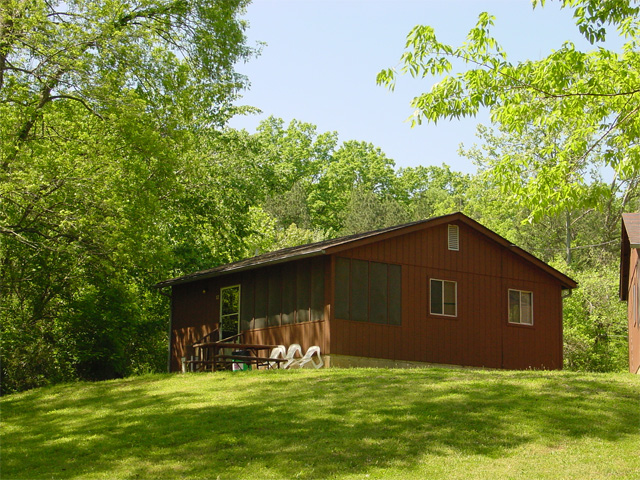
left=154, top=212, right=578, bottom=291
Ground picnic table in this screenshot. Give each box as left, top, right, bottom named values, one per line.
left=190, top=341, right=285, bottom=371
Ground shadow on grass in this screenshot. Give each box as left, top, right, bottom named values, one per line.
left=2, top=369, right=638, bottom=479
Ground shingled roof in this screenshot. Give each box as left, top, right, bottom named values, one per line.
left=620, top=212, right=640, bottom=300
left=154, top=217, right=434, bottom=288
left=155, top=212, right=577, bottom=289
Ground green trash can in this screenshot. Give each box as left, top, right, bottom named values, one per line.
left=232, top=350, right=251, bottom=371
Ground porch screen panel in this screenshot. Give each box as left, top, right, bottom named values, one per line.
left=335, top=257, right=350, bottom=320
left=296, top=260, right=311, bottom=323
left=268, top=267, right=282, bottom=327
left=369, top=262, right=388, bottom=324
left=350, top=259, right=369, bottom=322
left=240, top=273, right=254, bottom=331
left=311, top=258, right=325, bottom=322
left=281, top=263, right=297, bottom=325
left=388, top=264, right=402, bottom=325
left=254, top=269, right=268, bottom=329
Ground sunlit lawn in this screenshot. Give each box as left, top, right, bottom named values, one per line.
left=2, top=368, right=639, bottom=479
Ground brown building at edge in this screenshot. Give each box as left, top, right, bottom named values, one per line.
left=620, top=213, right=640, bottom=374
left=155, top=212, right=577, bottom=372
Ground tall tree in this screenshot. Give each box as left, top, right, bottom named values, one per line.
left=397, top=164, right=470, bottom=221
left=377, top=0, right=640, bottom=222
left=460, top=124, right=639, bottom=264
left=340, top=186, right=409, bottom=235
left=310, top=140, right=400, bottom=233
left=0, top=0, right=256, bottom=393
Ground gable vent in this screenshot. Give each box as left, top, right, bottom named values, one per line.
left=448, top=224, right=459, bottom=251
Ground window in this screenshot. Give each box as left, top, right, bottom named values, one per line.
left=310, top=257, right=325, bottom=322
left=430, top=279, right=457, bottom=317
left=637, top=280, right=640, bottom=329
left=240, top=259, right=325, bottom=331
left=635, top=280, right=639, bottom=328
left=281, top=263, right=297, bottom=325
left=268, top=268, right=282, bottom=327
left=448, top=224, right=459, bottom=251
left=240, top=275, right=254, bottom=331
left=296, top=261, right=311, bottom=323
left=350, top=259, right=369, bottom=322
left=220, top=285, right=240, bottom=340
left=253, top=269, right=268, bottom=329
left=508, top=289, right=533, bottom=325
left=370, top=262, right=388, bottom=324
left=335, top=257, right=350, bottom=319
left=334, top=257, right=402, bottom=325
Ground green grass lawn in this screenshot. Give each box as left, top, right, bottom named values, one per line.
left=2, top=368, right=639, bottom=479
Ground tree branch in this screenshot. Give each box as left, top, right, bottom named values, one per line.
left=578, top=102, right=640, bottom=164
left=539, top=88, right=640, bottom=99
left=50, top=94, right=103, bottom=120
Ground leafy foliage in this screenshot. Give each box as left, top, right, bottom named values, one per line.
left=0, top=0, right=256, bottom=393
left=377, top=0, right=640, bottom=221
left=460, top=124, right=639, bottom=265
left=561, top=261, right=628, bottom=371
left=2, top=0, right=636, bottom=392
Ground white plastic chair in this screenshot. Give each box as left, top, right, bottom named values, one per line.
left=267, top=345, right=286, bottom=369
left=296, top=346, right=324, bottom=369
left=282, top=343, right=302, bottom=369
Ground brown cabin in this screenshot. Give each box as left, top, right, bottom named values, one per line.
left=156, top=212, right=577, bottom=372
left=620, top=213, right=640, bottom=374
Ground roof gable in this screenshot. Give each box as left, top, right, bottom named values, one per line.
left=155, top=212, right=577, bottom=289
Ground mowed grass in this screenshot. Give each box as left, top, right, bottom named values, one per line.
left=2, top=368, right=639, bottom=480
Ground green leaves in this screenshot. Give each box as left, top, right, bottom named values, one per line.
left=0, top=0, right=257, bottom=392
left=378, top=1, right=640, bottom=222
left=561, top=261, right=628, bottom=371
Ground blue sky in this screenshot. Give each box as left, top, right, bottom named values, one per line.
left=230, top=0, right=622, bottom=174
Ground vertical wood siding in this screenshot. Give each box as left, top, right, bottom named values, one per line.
left=330, top=221, right=564, bottom=370
left=170, top=221, right=566, bottom=372
left=169, top=260, right=329, bottom=372
left=169, top=274, right=232, bottom=371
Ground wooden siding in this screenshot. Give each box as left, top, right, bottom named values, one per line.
left=243, top=321, right=328, bottom=356
left=628, top=248, right=640, bottom=373
left=169, top=218, right=567, bottom=372
left=330, top=221, right=564, bottom=370
left=169, top=274, right=235, bottom=371
left=169, top=260, right=329, bottom=372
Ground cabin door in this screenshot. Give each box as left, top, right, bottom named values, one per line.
left=220, top=285, right=241, bottom=341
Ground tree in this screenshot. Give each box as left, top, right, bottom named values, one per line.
left=250, top=118, right=404, bottom=235
left=254, top=116, right=339, bottom=193
left=561, top=260, right=628, bottom=372
left=397, top=164, right=470, bottom=221
left=310, top=140, right=400, bottom=233
left=264, top=180, right=313, bottom=230
left=460, top=124, right=639, bottom=264
left=0, top=0, right=256, bottom=393
left=377, top=0, right=640, bottom=221
left=340, top=186, right=409, bottom=235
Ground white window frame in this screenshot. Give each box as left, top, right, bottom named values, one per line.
left=430, top=278, right=457, bottom=317
left=508, top=289, right=534, bottom=326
